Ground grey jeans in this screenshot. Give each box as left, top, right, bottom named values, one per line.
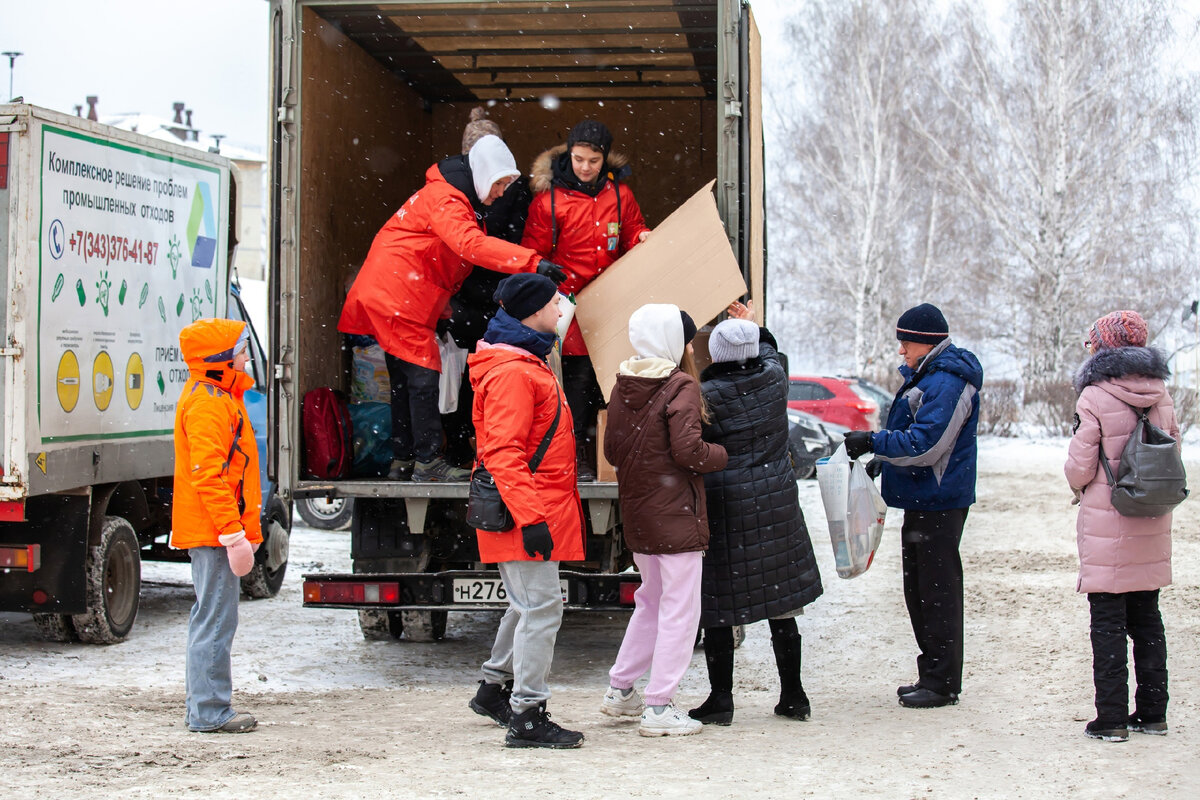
left=481, top=559, right=564, bottom=713
left=185, top=546, right=240, bottom=731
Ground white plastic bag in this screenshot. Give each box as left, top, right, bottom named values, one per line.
left=437, top=332, right=468, bottom=414
left=555, top=292, right=576, bottom=340
left=816, top=443, right=887, bottom=578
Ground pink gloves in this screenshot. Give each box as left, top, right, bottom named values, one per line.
left=217, top=530, right=255, bottom=577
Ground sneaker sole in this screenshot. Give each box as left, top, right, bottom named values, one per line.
left=469, top=698, right=509, bottom=727
left=504, top=736, right=585, bottom=749
left=638, top=725, right=703, bottom=737
left=600, top=704, right=644, bottom=717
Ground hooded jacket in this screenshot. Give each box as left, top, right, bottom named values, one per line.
left=521, top=144, right=651, bottom=356
left=699, top=329, right=823, bottom=627
left=338, top=158, right=541, bottom=370
left=467, top=320, right=584, bottom=563
left=1065, top=346, right=1177, bottom=594
left=170, top=318, right=263, bottom=549
left=872, top=339, right=984, bottom=511
left=603, top=306, right=727, bottom=555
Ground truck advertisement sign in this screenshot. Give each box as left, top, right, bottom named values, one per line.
left=37, top=126, right=228, bottom=443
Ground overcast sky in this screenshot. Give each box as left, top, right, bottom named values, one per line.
left=3, top=0, right=1195, bottom=156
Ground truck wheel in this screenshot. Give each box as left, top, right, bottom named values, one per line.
left=241, top=514, right=290, bottom=599
left=295, top=496, right=353, bottom=530
left=32, top=613, right=79, bottom=642
left=401, top=610, right=447, bottom=642
left=358, top=609, right=404, bottom=640
left=71, top=516, right=141, bottom=644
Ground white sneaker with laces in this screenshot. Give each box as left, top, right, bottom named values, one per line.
left=638, top=702, right=702, bottom=737
left=601, top=686, right=644, bottom=717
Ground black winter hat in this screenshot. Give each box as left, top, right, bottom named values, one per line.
left=896, top=303, right=949, bottom=344
left=567, top=119, right=613, bottom=157
left=680, top=310, right=697, bottom=346
left=494, top=273, right=559, bottom=321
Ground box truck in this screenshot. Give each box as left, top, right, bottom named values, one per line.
left=0, top=104, right=291, bottom=643
left=268, top=0, right=766, bottom=640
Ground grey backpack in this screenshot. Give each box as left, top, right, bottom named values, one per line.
left=1099, top=405, right=1188, bottom=517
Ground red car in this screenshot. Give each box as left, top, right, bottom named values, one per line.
left=787, top=376, right=880, bottom=431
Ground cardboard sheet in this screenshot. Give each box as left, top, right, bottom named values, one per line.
left=574, top=180, right=749, bottom=400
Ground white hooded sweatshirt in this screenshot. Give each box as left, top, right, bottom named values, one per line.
left=468, top=134, right=521, bottom=203
left=621, top=303, right=685, bottom=378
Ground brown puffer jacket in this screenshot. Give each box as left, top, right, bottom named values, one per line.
left=604, top=363, right=728, bottom=555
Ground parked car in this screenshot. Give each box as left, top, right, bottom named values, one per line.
left=848, top=377, right=894, bottom=425
left=787, top=376, right=880, bottom=431
left=295, top=496, right=355, bottom=531
left=787, top=409, right=835, bottom=479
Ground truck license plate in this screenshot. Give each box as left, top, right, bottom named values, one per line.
left=451, top=578, right=569, bottom=604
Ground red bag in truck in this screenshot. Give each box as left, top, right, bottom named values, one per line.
left=302, top=388, right=353, bottom=479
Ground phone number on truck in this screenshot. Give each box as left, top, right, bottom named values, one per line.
left=68, top=230, right=159, bottom=266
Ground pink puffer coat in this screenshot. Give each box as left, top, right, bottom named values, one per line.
left=1065, top=347, right=1177, bottom=594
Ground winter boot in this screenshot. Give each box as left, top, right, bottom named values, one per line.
left=576, top=439, right=597, bottom=482
left=468, top=679, right=513, bottom=727
left=772, top=632, right=811, bottom=720
left=689, top=627, right=735, bottom=725
left=505, top=704, right=584, bottom=749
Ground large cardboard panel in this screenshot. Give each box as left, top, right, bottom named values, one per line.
left=574, top=180, right=747, bottom=400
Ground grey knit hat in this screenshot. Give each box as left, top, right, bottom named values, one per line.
left=709, top=318, right=759, bottom=363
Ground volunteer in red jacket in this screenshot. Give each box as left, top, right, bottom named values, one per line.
left=339, top=135, right=566, bottom=482
left=466, top=273, right=586, bottom=749
left=171, top=318, right=263, bottom=733
left=521, top=120, right=651, bottom=480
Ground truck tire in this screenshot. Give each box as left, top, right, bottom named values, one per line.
left=32, top=613, right=78, bottom=642
left=295, top=496, right=354, bottom=530
left=358, top=609, right=404, bottom=640
left=400, top=610, right=447, bottom=642
left=71, top=516, right=140, bottom=644
left=241, top=507, right=290, bottom=599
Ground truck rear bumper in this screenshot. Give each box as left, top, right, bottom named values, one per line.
left=303, top=569, right=640, bottom=612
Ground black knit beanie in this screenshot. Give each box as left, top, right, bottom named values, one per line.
left=494, top=273, right=558, bottom=321
left=567, top=119, right=613, bottom=157
left=896, top=303, right=949, bottom=344
left=680, top=310, right=697, bottom=346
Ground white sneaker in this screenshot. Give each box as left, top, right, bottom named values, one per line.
left=601, top=686, right=645, bottom=717
left=638, top=703, right=702, bottom=737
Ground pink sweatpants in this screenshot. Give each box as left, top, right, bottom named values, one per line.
left=608, top=550, right=703, bottom=707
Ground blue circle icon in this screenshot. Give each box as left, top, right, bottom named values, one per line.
left=49, top=219, right=66, bottom=260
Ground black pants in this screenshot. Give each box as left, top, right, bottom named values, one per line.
left=1088, top=590, right=1168, bottom=723
left=384, top=353, right=441, bottom=463
left=901, top=508, right=967, bottom=695
left=562, top=354, right=604, bottom=448
left=440, top=363, right=475, bottom=467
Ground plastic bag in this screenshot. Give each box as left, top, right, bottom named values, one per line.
left=351, top=342, right=390, bottom=403
left=816, top=443, right=887, bottom=578
left=555, top=292, right=576, bottom=340
left=437, top=331, right=468, bottom=414
left=348, top=402, right=392, bottom=478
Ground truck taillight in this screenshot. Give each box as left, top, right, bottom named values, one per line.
left=619, top=581, right=639, bottom=606
left=304, top=580, right=400, bottom=605
left=0, top=544, right=41, bottom=572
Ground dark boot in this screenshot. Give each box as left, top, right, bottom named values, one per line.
left=772, top=632, right=811, bottom=720
left=468, top=679, right=512, bottom=727
left=689, top=627, right=735, bottom=725
left=575, top=439, right=597, bottom=482
left=505, top=704, right=584, bottom=749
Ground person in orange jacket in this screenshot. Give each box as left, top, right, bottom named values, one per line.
left=521, top=120, right=651, bottom=479
left=171, top=318, right=263, bottom=733
left=466, top=273, right=585, bottom=749
left=339, top=134, right=566, bottom=482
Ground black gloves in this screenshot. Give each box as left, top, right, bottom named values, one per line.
left=522, top=521, right=554, bottom=561
left=536, top=259, right=567, bottom=284
left=865, top=459, right=883, bottom=479
left=843, top=431, right=874, bottom=460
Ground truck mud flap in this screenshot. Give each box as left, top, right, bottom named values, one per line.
left=303, top=569, right=641, bottom=612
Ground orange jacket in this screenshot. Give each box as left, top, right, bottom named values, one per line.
left=338, top=161, right=541, bottom=369
left=521, top=146, right=650, bottom=355
left=468, top=342, right=585, bottom=562
left=170, top=318, right=263, bottom=550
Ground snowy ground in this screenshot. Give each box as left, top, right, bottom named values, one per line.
left=2, top=437, right=1199, bottom=798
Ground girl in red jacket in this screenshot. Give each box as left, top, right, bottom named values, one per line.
left=600, top=304, right=727, bottom=736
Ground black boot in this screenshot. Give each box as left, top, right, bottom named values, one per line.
left=772, top=632, right=811, bottom=720
left=468, top=679, right=512, bottom=726
left=505, top=704, right=584, bottom=749
left=576, top=439, right=597, bottom=482
left=690, top=627, right=735, bottom=725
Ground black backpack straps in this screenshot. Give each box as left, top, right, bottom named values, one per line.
left=528, top=381, right=563, bottom=474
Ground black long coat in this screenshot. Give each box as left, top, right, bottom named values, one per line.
left=698, top=332, right=823, bottom=628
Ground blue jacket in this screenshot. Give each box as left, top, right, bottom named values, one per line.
left=871, top=340, right=983, bottom=511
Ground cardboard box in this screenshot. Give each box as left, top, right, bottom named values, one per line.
left=574, top=180, right=748, bottom=400
left=594, top=409, right=617, bottom=483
